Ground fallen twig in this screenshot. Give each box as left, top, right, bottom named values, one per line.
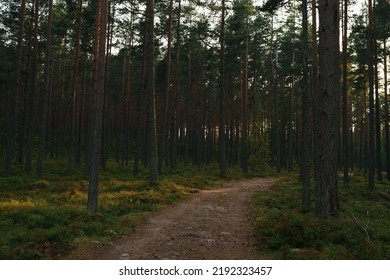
left=351, top=211, right=370, bottom=244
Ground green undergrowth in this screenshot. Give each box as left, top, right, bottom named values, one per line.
left=0, top=160, right=264, bottom=259
left=252, top=173, right=390, bottom=259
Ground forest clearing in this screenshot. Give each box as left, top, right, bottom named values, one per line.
left=1, top=0, right=390, bottom=260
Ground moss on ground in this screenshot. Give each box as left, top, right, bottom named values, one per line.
left=0, top=160, right=266, bottom=259
left=252, top=172, right=390, bottom=259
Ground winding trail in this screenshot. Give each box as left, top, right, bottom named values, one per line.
left=73, top=177, right=275, bottom=260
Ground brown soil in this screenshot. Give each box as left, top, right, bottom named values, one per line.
left=70, top=177, right=275, bottom=260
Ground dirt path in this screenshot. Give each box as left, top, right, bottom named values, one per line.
left=74, top=177, right=275, bottom=260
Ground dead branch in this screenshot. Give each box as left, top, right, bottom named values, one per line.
left=351, top=211, right=371, bottom=244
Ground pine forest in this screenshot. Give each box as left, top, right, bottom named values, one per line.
left=0, top=0, right=389, bottom=260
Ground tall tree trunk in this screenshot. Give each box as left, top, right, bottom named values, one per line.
left=270, top=18, right=280, bottom=173
left=3, top=0, right=26, bottom=176
left=120, top=57, right=127, bottom=165
left=133, top=33, right=146, bottom=177
left=219, top=0, right=227, bottom=177
left=368, top=0, right=375, bottom=192
left=363, top=87, right=369, bottom=173
left=100, top=1, right=114, bottom=169
left=384, top=39, right=389, bottom=179
left=25, top=0, right=39, bottom=173
left=288, top=49, right=295, bottom=172
left=87, top=0, right=108, bottom=212
left=252, top=51, right=258, bottom=128
left=125, top=49, right=133, bottom=166
left=315, top=0, right=340, bottom=217
left=77, top=54, right=88, bottom=164
left=280, top=74, right=286, bottom=169
left=185, top=47, right=191, bottom=167
left=19, top=16, right=36, bottom=165
left=241, top=37, right=249, bottom=173
left=158, top=0, right=174, bottom=175
left=51, top=53, right=61, bottom=159
left=170, top=0, right=181, bottom=171
left=342, top=0, right=349, bottom=184
left=301, top=0, right=311, bottom=212
left=36, top=0, right=54, bottom=177
left=312, top=0, right=318, bottom=179
left=68, top=0, right=83, bottom=170
left=123, top=7, right=134, bottom=166
left=86, top=0, right=103, bottom=176
left=145, top=0, right=158, bottom=183
left=374, top=11, right=382, bottom=181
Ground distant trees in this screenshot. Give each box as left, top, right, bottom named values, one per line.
left=3, top=0, right=26, bottom=176
left=0, top=0, right=389, bottom=212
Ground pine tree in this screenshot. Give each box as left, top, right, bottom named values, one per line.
left=87, top=0, right=108, bottom=211
left=315, top=0, right=340, bottom=217
left=145, top=0, right=159, bottom=183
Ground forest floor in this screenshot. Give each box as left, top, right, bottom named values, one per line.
left=69, top=177, right=276, bottom=260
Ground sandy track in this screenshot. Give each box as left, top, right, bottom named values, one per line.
left=72, top=177, right=275, bottom=260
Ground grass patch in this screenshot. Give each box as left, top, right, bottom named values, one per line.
left=252, top=173, right=390, bottom=259
left=0, top=159, right=265, bottom=259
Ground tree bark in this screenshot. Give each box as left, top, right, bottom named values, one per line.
left=270, top=17, right=280, bottom=173
left=241, top=37, right=249, bottom=173
left=133, top=9, right=148, bottom=177
left=185, top=47, right=191, bottom=167
left=301, top=0, right=311, bottom=212
left=288, top=49, right=295, bottom=172
left=342, top=0, right=349, bottom=184
left=77, top=54, right=88, bottom=164
left=315, top=0, right=340, bottom=217
left=87, top=0, right=108, bottom=212
left=158, top=0, right=174, bottom=175
left=219, top=0, right=227, bottom=177
left=100, top=1, right=114, bottom=169
left=312, top=0, right=318, bottom=180
left=145, top=0, right=158, bottom=183
left=374, top=12, right=382, bottom=181
left=25, top=0, right=39, bottom=173
left=368, top=0, right=375, bottom=192
left=170, top=0, right=181, bottom=171
left=3, top=0, right=26, bottom=176
left=384, top=39, right=389, bottom=179
left=68, top=0, right=83, bottom=170
left=36, top=0, right=54, bottom=177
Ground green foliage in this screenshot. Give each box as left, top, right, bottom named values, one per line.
left=375, top=0, right=390, bottom=40
left=252, top=175, right=390, bottom=259
left=260, top=0, right=286, bottom=13
left=0, top=160, right=254, bottom=259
